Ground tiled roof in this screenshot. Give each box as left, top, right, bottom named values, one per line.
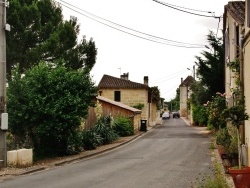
left=97, top=96, right=142, bottom=113
left=179, top=76, right=195, bottom=87
left=225, top=1, right=245, bottom=25
left=98, top=74, right=149, bottom=89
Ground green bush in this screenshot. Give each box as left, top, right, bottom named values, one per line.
left=93, top=116, right=119, bottom=144
left=82, top=130, right=103, bottom=150
left=192, top=104, right=208, bottom=126
left=113, top=116, right=134, bottom=136
left=7, top=62, right=97, bottom=156
left=216, top=127, right=231, bottom=146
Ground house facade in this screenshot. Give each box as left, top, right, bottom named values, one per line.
left=179, top=76, right=195, bottom=121
left=98, top=73, right=159, bottom=128
left=243, top=0, right=250, bottom=165
left=223, top=0, right=250, bottom=165
left=223, top=1, right=245, bottom=109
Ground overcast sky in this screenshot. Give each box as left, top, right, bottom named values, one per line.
left=58, top=0, right=231, bottom=101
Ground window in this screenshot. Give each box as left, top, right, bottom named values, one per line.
left=114, top=91, right=121, bottom=102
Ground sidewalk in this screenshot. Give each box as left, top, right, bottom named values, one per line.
left=181, top=117, right=235, bottom=188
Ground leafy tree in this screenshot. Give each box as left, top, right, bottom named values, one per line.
left=7, top=0, right=97, bottom=76
left=150, top=86, right=161, bottom=110
left=190, top=81, right=210, bottom=125
left=195, top=31, right=225, bottom=99
left=168, top=88, right=180, bottom=111
left=7, top=61, right=97, bottom=156
left=190, top=81, right=210, bottom=106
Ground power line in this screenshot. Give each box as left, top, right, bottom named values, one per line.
left=152, top=0, right=220, bottom=19
left=151, top=69, right=187, bottom=84
left=59, top=0, right=204, bottom=47
left=57, top=0, right=205, bottom=48
left=159, top=1, right=214, bottom=14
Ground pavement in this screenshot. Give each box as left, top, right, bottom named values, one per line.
left=0, top=118, right=235, bottom=187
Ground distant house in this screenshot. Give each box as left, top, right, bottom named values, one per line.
left=179, top=76, right=195, bottom=121
left=98, top=73, right=160, bottom=127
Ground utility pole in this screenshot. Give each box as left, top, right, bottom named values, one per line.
left=193, top=65, right=195, bottom=80
left=0, top=0, right=8, bottom=167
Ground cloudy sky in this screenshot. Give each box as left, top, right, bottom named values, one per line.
left=58, top=0, right=231, bottom=101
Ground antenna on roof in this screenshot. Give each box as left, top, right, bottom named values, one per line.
left=118, top=67, right=121, bottom=76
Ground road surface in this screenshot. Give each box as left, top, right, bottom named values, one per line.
left=0, top=118, right=213, bottom=188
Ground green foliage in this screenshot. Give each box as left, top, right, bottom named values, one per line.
left=7, top=62, right=97, bottom=156
left=191, top=81, right=211, bottom=106
left=82, top=130, right=103, bottom=150
left=93, top=116, right=119, bottom=145
left=192, top=104, right=208, bottom=126
left=150, top=86, right=161, bottom=109
left=132, top=103, right=144, bottom=110
left=222, top=99, right=249, bottom=130
left=206, top=93, right=227, bottom=130
left=7, top=0, right=97, bottom=76
left=195, top=31, right=225, bottom=100
left=215, top=127, right=231, bottom=146
left=113, top=116, right=134, bottom=136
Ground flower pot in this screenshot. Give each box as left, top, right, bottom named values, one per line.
left=228, top=167, right=250, bottom=188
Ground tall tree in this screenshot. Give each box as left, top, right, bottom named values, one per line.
left=6, top=0, right=97, bottom=75
left=195, top=31, right=225, bottom=99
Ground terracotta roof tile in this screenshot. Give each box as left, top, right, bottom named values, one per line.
left=98, top=74, right=149, bottom=89
left=179, top=76, right=195, bottom=87
left=97, top=96, right=142, bottom=113
left=225, top=1, right=245, bottom=25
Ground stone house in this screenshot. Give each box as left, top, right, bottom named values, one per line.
left=243, top=0, right=250, bottom=166
left=223, top=0, right=250, bottom=165
left=98, top=73, right=160, bottom=128
left=179, top=76, right=195, bottom=121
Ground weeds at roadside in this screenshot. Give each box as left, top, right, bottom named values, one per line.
left=190, top=136, right=230, bottom=188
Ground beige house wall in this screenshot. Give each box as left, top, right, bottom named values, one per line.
left=180, top=86, right=187, bottom=117
left=244, top=0, right=250, bottom=165
left=100, top=88, right=149, bottom=121
left=224, top=13, right=243, bottom=107
left=243, top=37, right=250, bottom=165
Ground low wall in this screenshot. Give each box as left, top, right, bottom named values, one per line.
left=7, top=148, right=33, bottom=167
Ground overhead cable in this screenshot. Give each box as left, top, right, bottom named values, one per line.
left=56, top=0, right=205, bottom=48
left=152, top=0, right=220, bottom=19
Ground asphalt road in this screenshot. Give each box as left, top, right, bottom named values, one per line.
left=0, top=118, right=213, bottom=188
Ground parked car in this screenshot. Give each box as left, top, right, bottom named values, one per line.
left=162, top=112, right=170, bottom=119
left=172, top=111, right=180, bottom=118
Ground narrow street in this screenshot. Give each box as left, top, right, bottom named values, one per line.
left=0, top=118, right=213, bottom=188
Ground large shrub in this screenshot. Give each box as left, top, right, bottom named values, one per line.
left=113, top=116, right=134, bottom=136
left=192, top=104, right=208, bottom=126
left=206, top=93, right=227, bottom=130
left=82, top=130, right=103, bottom=150
left=93, top=116, right=119, bottom=144
left=7, top=62, right=97, bottom=156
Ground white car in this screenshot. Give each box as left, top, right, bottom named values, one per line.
left=162, top=112, right=170, bottom=119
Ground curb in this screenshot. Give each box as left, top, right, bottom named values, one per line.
left=7, top=127, right=155, bottom=177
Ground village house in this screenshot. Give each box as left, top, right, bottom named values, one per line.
left=98, top=73, right=160, bottom=129
left=179, top=76, right=195, bottom=122
left=223, top=0, right=250, bottom=165
left=243, top=0, right=250, bottom=165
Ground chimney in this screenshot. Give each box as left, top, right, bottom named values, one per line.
left=144, top=76, right=148, bottom=85
left=181, top=77, right=183, bottom=83
left=121, top=73, right=129, bottom=80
